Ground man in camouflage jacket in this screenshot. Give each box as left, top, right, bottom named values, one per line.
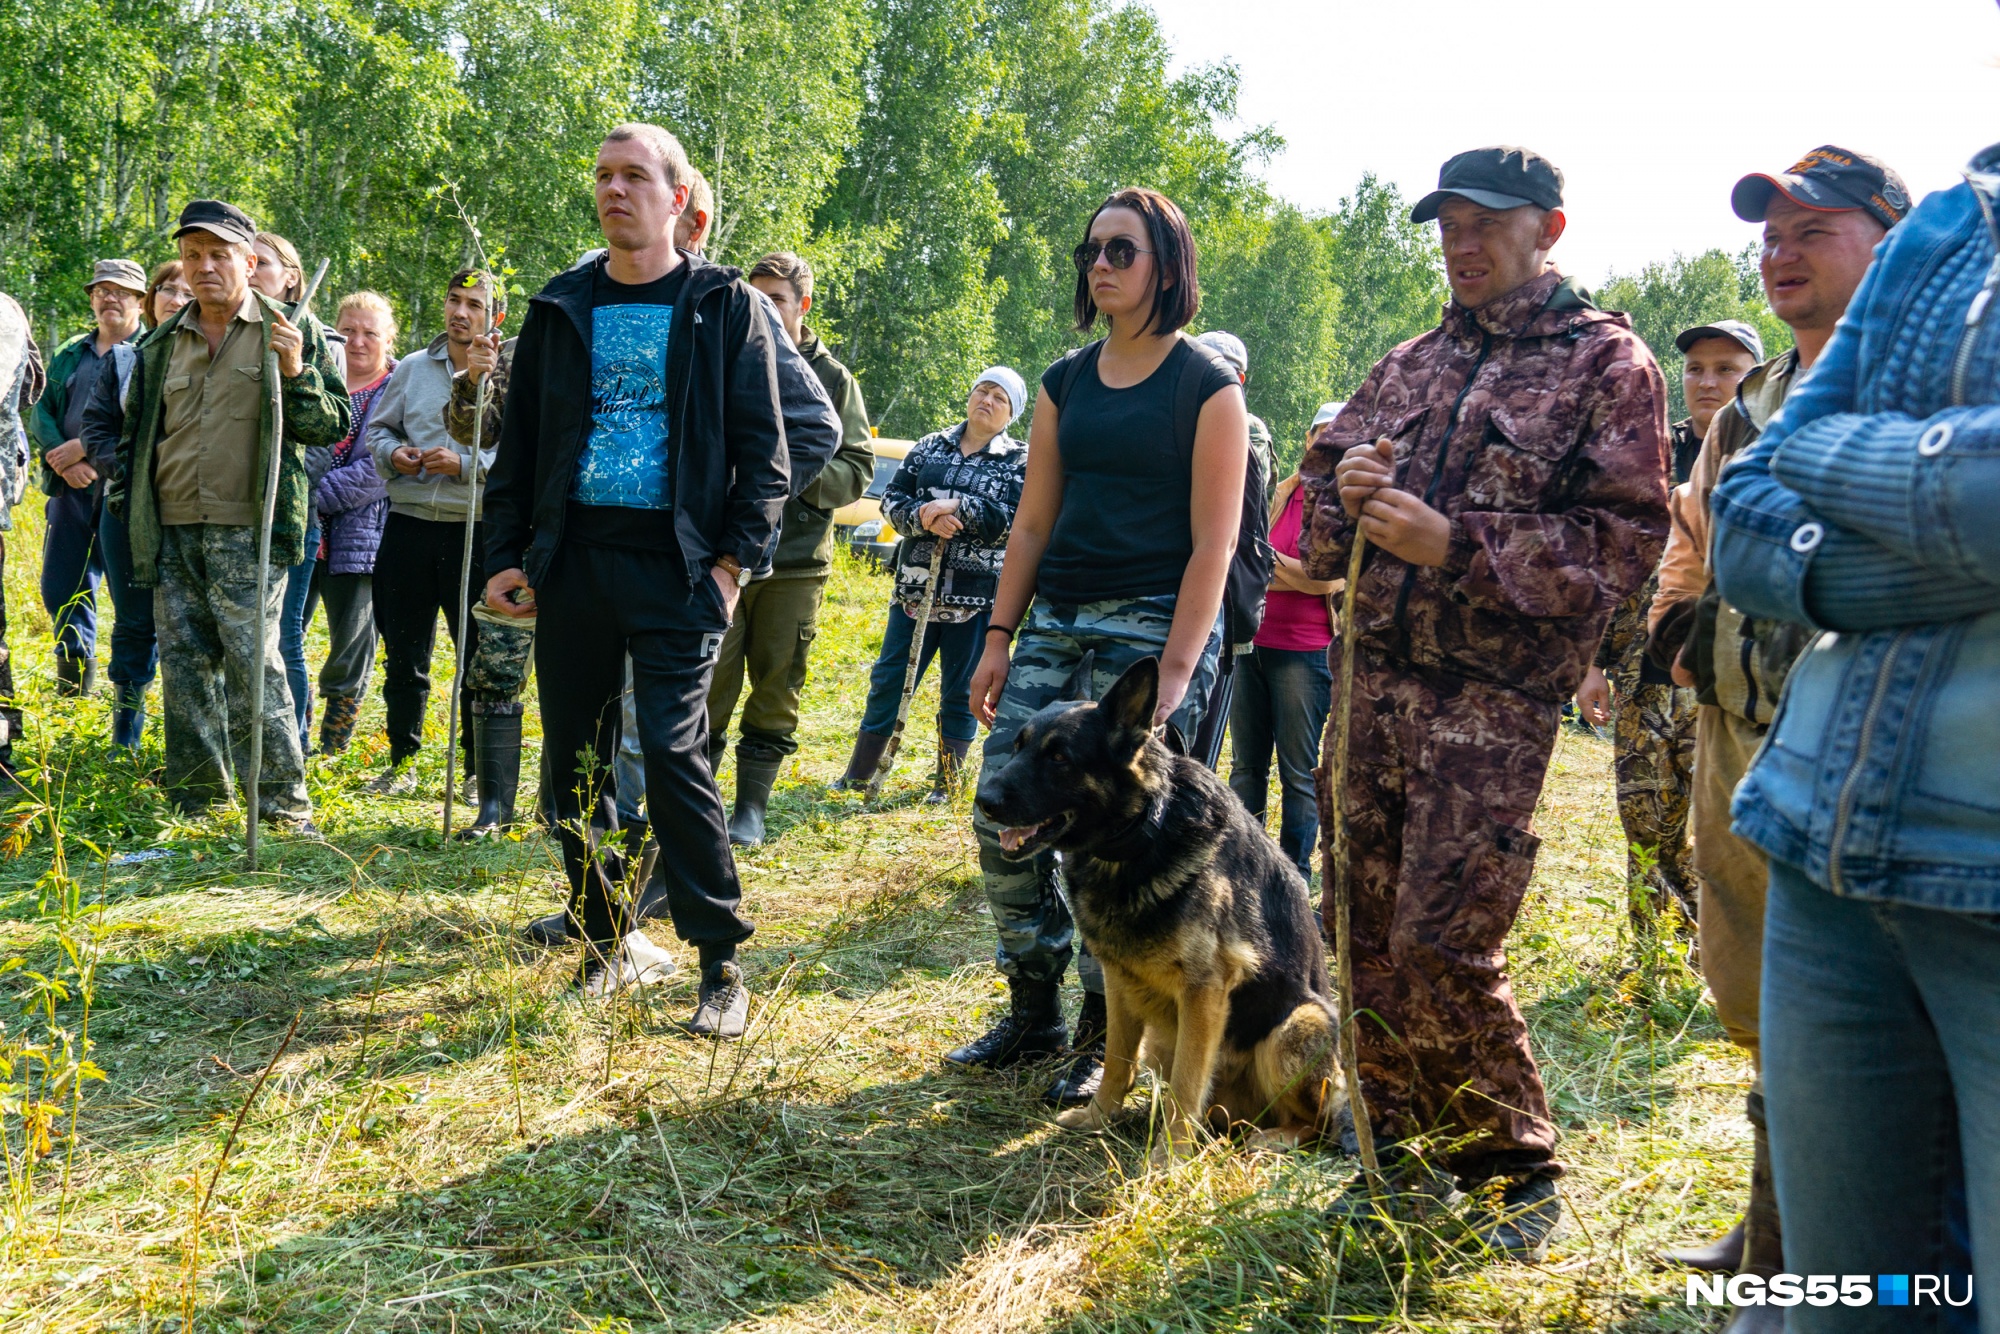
left=1300, top=147, right=1667, bottom=1255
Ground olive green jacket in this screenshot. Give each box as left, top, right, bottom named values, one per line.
left=108, top=291, right=350, bottom=586
left=771, top=328, right=873, bottom=577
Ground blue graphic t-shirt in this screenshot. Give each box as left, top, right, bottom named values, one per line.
left=572, top=261, right=687, bottom=512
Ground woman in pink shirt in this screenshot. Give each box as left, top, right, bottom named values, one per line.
left=1228, top=408, right=1341, bottom=881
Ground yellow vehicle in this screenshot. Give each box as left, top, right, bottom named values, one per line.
left=833, top=437, right=914, bottom=566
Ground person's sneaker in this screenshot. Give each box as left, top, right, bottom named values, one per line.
left=681, top=960, right=750, bottom=1039
left=367, top=764, right=417, bottom=797
left=1466, top=1173, right=1562, bottom=1261
left=1325, top=1151, right=1465, bottom=1226
left=263, top=817, right=326, bottom=842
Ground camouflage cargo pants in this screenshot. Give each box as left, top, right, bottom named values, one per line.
left=1320, top=648, right=1561, bottom=1181
left=465, top=601, right=535, bottom=718
left=1612, top=678, right=1697, bottom=924
left=975, top=595, right=1221, bottom=992
left=155, top=524, right=308, bottom=820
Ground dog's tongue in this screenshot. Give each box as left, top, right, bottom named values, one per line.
left=997, top=822, right=1043, bottom=853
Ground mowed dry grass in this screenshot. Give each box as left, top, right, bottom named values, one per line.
left=0, top=526, right=1742, bottom=1332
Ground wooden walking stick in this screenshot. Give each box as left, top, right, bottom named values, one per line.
left=443, top=295, right=503, bottom=838
left=864, top=537, right=948, bottom=801
left=246, top=258, right=329, bottom=870
left=1328, top=527, right=1381, bottom=1182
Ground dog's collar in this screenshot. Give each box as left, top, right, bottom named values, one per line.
left=1088, top=790, right=1169, bottom=863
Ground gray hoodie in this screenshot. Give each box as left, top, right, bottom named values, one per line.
left=368, top=335, right=494, bottom=521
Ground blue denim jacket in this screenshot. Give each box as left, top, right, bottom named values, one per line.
left=1710, top=143, right=2000, bottom=913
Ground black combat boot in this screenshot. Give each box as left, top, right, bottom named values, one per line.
left=457, top=706, right=522, bottom=840
left=728, top=751, right=781, bottom=847
left=833, top=730, right=890, bottom=790
left=1043, top=989, right=1106, bottom=1105
left=928, top=734, right=972, bottom=804
left=943, top=976, right=1067, bottom=1070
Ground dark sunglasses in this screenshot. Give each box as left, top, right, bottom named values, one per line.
left=1072, top=237, right=1154, bottom=272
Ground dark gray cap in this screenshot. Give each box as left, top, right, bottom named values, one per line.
left=1411, top=146, right=1565, bottom=223
left=1675, top=319, right=1765, bottom=362
left=1731, top=146, right=1910, bottom=232
left=172, top=198, right=257, bottom=246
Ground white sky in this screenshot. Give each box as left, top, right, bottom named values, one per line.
left=1146, top=0, right=1999, bottom=283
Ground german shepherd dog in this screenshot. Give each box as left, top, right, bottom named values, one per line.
left=977, top=656, right=1344, bottom=1160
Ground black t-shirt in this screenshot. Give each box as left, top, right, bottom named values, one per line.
left=1035, top=338, right=1237, bottom=606
left=568, top=259, right=688, bottom=550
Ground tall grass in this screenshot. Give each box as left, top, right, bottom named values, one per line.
left=0, top=528, right=1745, bottom=1331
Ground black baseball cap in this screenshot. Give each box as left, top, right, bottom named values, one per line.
left=1732, top=147, right=1911, bottom=232
left=1411, top=146, right=1565, bottom=223
left=172, top=199, right=258, bottom=246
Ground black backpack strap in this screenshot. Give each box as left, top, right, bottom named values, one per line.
left=1049, top=341, right=1103, bottom=416
left=1171, top=333, right=1208, bottom=461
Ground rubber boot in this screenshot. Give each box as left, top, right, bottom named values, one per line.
left=833, top=730, right=890, bottom=791
left=707, top=732, right=727, bottom=775
left=111, top=683, right=147, bottom=750
left=727, top=751, right=781, bottom=848
left=943, top=976, right=1067, bottom=1069
left=928, top=734, right=972, bottom=804
left=1722, top=1090, right=1786, bottom=1332
left=1043, top=989, right=1106, bottom=1105
left=318, top=694, right=361, bottom=755
left=55, top=655, right=96, bottom=698
left=457, top=708, right=522, bottom=840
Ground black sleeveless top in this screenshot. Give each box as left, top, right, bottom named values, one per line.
left=1036, top=338, right=1236, bottom=606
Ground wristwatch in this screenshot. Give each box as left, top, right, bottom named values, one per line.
left=715, top=554, right=752, bottom=587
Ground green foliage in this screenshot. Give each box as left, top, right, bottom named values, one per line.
left=1598, top=245, right=1793, bottom=422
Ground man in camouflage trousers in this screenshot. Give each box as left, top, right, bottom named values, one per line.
left=1578, top=319, right=1761, bottom=929
left=1301, top=147, right=1668, bottom=1258
left=110, top=200, right=350, bottom=828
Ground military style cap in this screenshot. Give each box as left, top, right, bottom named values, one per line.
left=1675, top=319, right=1765, bottom=362
left=1732, top=146, right=1911, bottom=231
left=1411, top=146, right=1565, bottom=223
left=172, top=198, right=258, bottom=246
left=86, top=259, right=147, bottom=295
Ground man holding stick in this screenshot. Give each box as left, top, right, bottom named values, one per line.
left=481, top=123, right=837, bottom=1023
left=1301, top=147, right=1668, bottom=1257
left=109, top=199, right=350, bottom=828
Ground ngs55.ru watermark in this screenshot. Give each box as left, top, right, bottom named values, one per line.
left=1689, top=1274, right=1975, bottom=1309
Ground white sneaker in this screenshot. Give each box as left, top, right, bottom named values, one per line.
left=582, top=930, right=680, bottom=998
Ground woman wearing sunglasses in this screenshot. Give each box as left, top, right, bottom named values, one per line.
left=948, top=186, right=1249, bottom=1108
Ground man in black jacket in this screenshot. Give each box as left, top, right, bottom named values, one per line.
left=481, top=122, right=838, bottom=1031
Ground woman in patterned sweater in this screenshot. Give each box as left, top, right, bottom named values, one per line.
left=836, top=367, right=1028, bottom=799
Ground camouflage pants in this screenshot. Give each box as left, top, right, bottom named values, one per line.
left=1612, top=679, right=1697, bottom=923
left=155, top=524, right=307, bottom=820
left=1319, top=648, right=1561, bottom=1180
left=465, top=602, right=535, bottom=717
left=975, top=595, right=1221, bottom=992
left=0, top=533, right=19, bottom=765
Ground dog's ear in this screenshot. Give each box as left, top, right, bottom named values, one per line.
left=1100, top=656, right=1159, bottom=744
left=1063, top=650, right=1097, bottom=703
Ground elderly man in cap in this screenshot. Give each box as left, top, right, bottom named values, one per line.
left=28, top=259, right=147, bottom=696
left=108, top=200, right=350, bottom=830
left=1300, top=145, right=1669, bottom=1257
left=1645, top=148, right=1907, bottom=1325
left=1577, top=318, right=1763, bottom=929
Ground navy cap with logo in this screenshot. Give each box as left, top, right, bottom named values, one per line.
left=172, top=199, right=258, bottom=247
left=1411, top=146, right=1565, bottom=224
left=1732, top=146, right=1911, bottom=232
left=1675, top=319, right=1765, bottom=363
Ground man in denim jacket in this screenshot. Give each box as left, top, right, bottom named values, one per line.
left=1711, top=144, right=1998, bottom=1328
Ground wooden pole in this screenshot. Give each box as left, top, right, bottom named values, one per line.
left=865, top=537, right=948, bottom=801
left=1328, top=530, right=1380, bottom=1180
